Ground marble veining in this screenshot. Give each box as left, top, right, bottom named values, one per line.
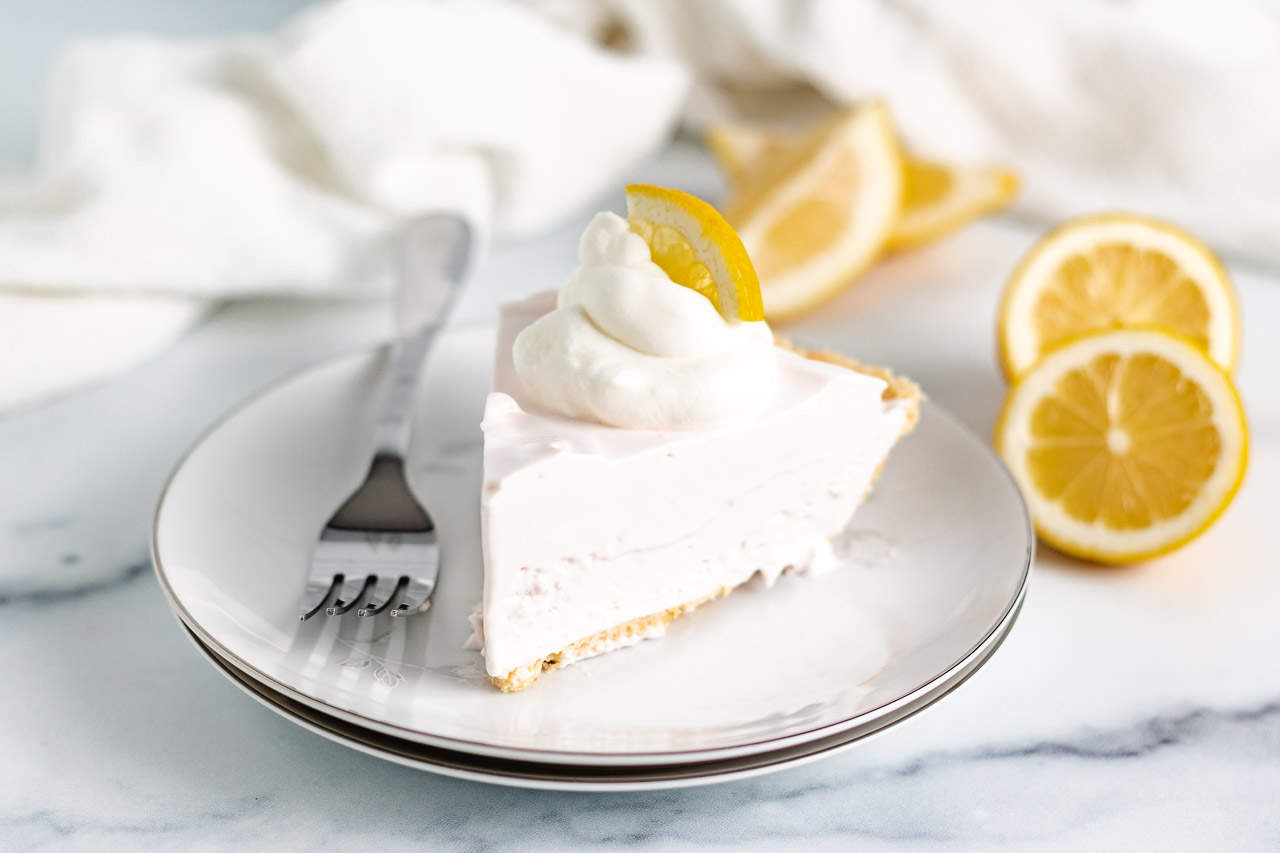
left=888, top=698, right=1280, bottom=769
left=2, top=150, right=1278, bottom=849
left=0, top=561, right=148, bottom=606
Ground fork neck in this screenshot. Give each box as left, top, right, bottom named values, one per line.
left=372, top=322, right=438, bottom=460
left=373, top=213, right=473, bottom=460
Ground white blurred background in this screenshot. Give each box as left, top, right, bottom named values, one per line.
left=0, top=1, right=313, bottom=166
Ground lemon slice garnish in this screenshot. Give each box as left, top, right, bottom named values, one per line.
left=995, top=328, right=1248, bottom=564
left=998, top=213, right=1241, bottom=379
left=625, top=184, right=764, bottom=322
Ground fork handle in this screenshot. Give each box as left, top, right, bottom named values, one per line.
left=372, top=323, right=438, bottom=459
left=372, top=214, right=473, bottom=459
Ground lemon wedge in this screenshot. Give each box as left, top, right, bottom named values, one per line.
left=998, top=214, right=1241, bottom=379
left=886, top=158, right=1019, bottom=252
left=719, top=102, right=903, bottom=321
left=625, top=184, right=764, bottom=322
left=706, top=116, right=1019, bottom=257
left=704, top=123, right=785, bottom=183
left=995, top=328, right=1248, bottom=564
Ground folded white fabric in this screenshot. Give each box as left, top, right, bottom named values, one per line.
left=6, top=0, right=1278, bottom=411
left=548, top=0, right=1280, bottom=266
left=269, top=0, right=689, bottom=236
left=0, top=0, right=688, bottom=411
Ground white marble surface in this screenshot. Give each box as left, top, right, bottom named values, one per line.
left=2, top=143, right=1279, bottom=850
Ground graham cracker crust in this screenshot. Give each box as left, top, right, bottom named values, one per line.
left=774, top=335, right=924, bottom=429
left=492, top=587, right=732, bottom=692
left=491, top=343, right=922, bottom=693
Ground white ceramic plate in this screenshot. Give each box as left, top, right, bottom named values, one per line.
left=182, top=601, right=1022, bottom=791
left=153, top=326, right=1032, bottom=767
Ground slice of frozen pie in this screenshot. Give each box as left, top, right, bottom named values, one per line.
left=475, top=186, right=920, bottom=691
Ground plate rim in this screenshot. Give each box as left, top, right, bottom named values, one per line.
left=179, top=585, right=1025, bottom=791
left=151, top=330, right=1035, bottom=767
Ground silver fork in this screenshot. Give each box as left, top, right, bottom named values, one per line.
left=299, top=213, right=474, bottom=621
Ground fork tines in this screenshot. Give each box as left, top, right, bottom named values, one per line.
left=300, top=528, right=438, bottom=621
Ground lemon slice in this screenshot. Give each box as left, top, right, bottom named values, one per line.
left=998, top=214, right=1240, bottom=379
left=705, top=120, right=1019, bottom=255
left=995, top=328, right=1248, bottom=564
left=885, top=158, right=1019, bottom=252
left=719, top=102, right=903, bottom=321
left=625, top=184, right=763, bottom=322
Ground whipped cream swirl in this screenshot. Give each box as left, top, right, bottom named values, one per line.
left=513, top=212, right=777, bottom=429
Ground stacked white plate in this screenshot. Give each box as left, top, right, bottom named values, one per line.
left=152, top=327, right=1032, bottom=791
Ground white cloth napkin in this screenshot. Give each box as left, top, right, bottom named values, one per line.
left=6, top=0, right=1278, bottom=410
left=0, top=0, right=688, bottom=411
left=544, top=0, right=1280, bottom=265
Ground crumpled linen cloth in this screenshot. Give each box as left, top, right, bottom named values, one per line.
left=539, top=0, right=1280, bottom=264
left=0, top=0, right=688, bottom=410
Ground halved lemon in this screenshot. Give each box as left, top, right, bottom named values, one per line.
left=625, top=184, right=764, bottom=322
left=886, top=158, right=1019, bottom=252
left=998, top=214, right=1241, bottom=379
left=705, top=119, right=1019, bottom=255
left=995, top=328, right=1248, bottom=564
left=720, top=102, right=903, bottom=321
